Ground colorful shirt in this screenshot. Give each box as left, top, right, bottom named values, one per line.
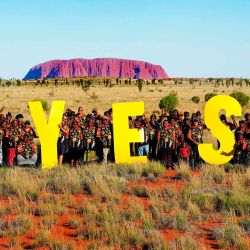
left=69, top=126, right=83, bottom=148
left=17, top=140, right=37, bottom=158
left=58, top=124, right=69, bottom=143
left=189, top=125, right=203, bottom=144
left=96, top=124, right=112, bottom=148
left=158, top=125, right=176, bottom=149
left=9, top=127, right=22, bottom=147
left=83, top=126, right=96, bottom=150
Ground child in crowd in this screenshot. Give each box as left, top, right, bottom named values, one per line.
left=179, top=141, right=191, bottom=164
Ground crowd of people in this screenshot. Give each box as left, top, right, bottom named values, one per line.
left=0, top=107, right=250, bottom=168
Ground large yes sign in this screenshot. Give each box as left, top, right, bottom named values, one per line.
left=29, top=95, right=241, bottom=168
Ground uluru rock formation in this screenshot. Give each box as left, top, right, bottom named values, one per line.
left=23, top=58, right=169, bottom=80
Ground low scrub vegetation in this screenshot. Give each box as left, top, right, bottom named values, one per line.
left=0, top=162, right=249, bottom=248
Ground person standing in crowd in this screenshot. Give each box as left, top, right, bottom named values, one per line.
left=17, top=134, right=37, bottom=167
left=148, top=114, right=158, bottom=160
left=234, top=132, right=248, bottom=164
left=157, top=119, right=176, bottom=168
left=128, top=116, right=135, bottom=156
left=95, top=116, right=103, bottom=162
left=244, top=113, right=250, bottom=140
left=218, top=114, right=238, bottom=149
left=96, top=116, right=112, bottom=163
left=6, top=112, right=12, bottom=128
left=187, top=118, right=203, bottom=169
left=83, top=117, right=96, bottom=162
left=179, top=141, right=191, bottom=164
left=68, top=118, right=83, bottom=168
left=77, top=106, right=86, bottom=129
left=235, top=120, right=246, bottom=141
left=23, top=120, right=37, bottom=141
left=182, top=118, right=191, bottom=142
left=57, top=115, right=70, bottom=166
left=1, top=120, right=10, bottom=166
left=0, top=121, right=4, bottom=166
left=137, top=116, right=150, bottom=157
left=169, top=114, right=182, bottom=163
left=7, top=119, right=22, bottom=167
left=15, top=114, right=24, bottom=129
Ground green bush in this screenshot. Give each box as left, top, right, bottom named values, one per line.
left=191, top=96, right=200, bottom=104
left=159, top=92, right=178, bottom=111
left=230, top=92, right=249, bottom=107
left=238, top=219, right=250, bottom=235
left=205, top=92, right=217, bottom=101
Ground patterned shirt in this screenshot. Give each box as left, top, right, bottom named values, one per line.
left=83, top=126, right=96, bottom=150
left=189, top=125, right=203, bottom=144
left=9, top=127, right=22, bottom=147
left=17, top=140, right=37, bottom=158
left=69, top=126, right=83, bottom=148
left=158, top=125, right=176, bottom=149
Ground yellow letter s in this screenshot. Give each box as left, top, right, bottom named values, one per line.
left=198, top=95, right=242, bottom=165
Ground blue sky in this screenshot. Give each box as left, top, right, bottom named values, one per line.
left=0, top=0, right=249, bottom=79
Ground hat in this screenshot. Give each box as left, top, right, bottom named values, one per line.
left=24, top=120, right=30, bottom=125
left=15, top=114, right=24, bottom=119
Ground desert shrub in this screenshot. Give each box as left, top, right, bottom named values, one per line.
left=5, top=81, right=11, bottom=87
left=137, top=79, right=143, bottom=92
left=191, top=96, right=200, bottom=104
left=238, top=219, right=250, bottom=236
left=102, top=221, right=145, bottom=248
left=224, top=163, right=246, bottom=173
left=174, top=211, right=188, bottom=231
left=170, top=236, right=198, bottom=250
left=191, top=192, right=215, bottom=212
left=9, top=237, right=17, bottom=248
left=159, top=92, right=178, bottom=111
left=214, top=192, right=250, bottom=216
left=130, top=185, right=150, bottom=198
left=10, top=215, right=33, bottom=236
left=142, top=229, right=168, bottom=249
left=221, top=222, right=248, bottom=249
left=46, top=168, right=82, bottom=194
left=33, top=230, right=52, bottom=248
left=230, top=91, right=249, bottom=107
left=78, top=201, right=101, bottom=223
left=205, top=92, right=217, bottom=101
left=175, top=163, right=191, bottom=181
left=187, top=201, right=201, bottom=221
left=122, top=200, right=144, bottom=221
left=33, top=203, right=53, bottom=216
left=51, top=241, right=75, bottom=250
left=237, top=223, right=250, bottom=243
left=141, top=162, right=165, bottom=178
left=40, top=216, right=58, bottom=230
left=143, top=217, right=155, bottom=231
left=157, top=214, right=175, bottom=229
left=68, top=217, right=82, bottom=230
left=202, top=165, right=225, bottom=184
left=0, top=215, right=33, bottom=237
left=0, top=169, right=40, bottom=200
left=78, top=224, right=102, bottom=241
